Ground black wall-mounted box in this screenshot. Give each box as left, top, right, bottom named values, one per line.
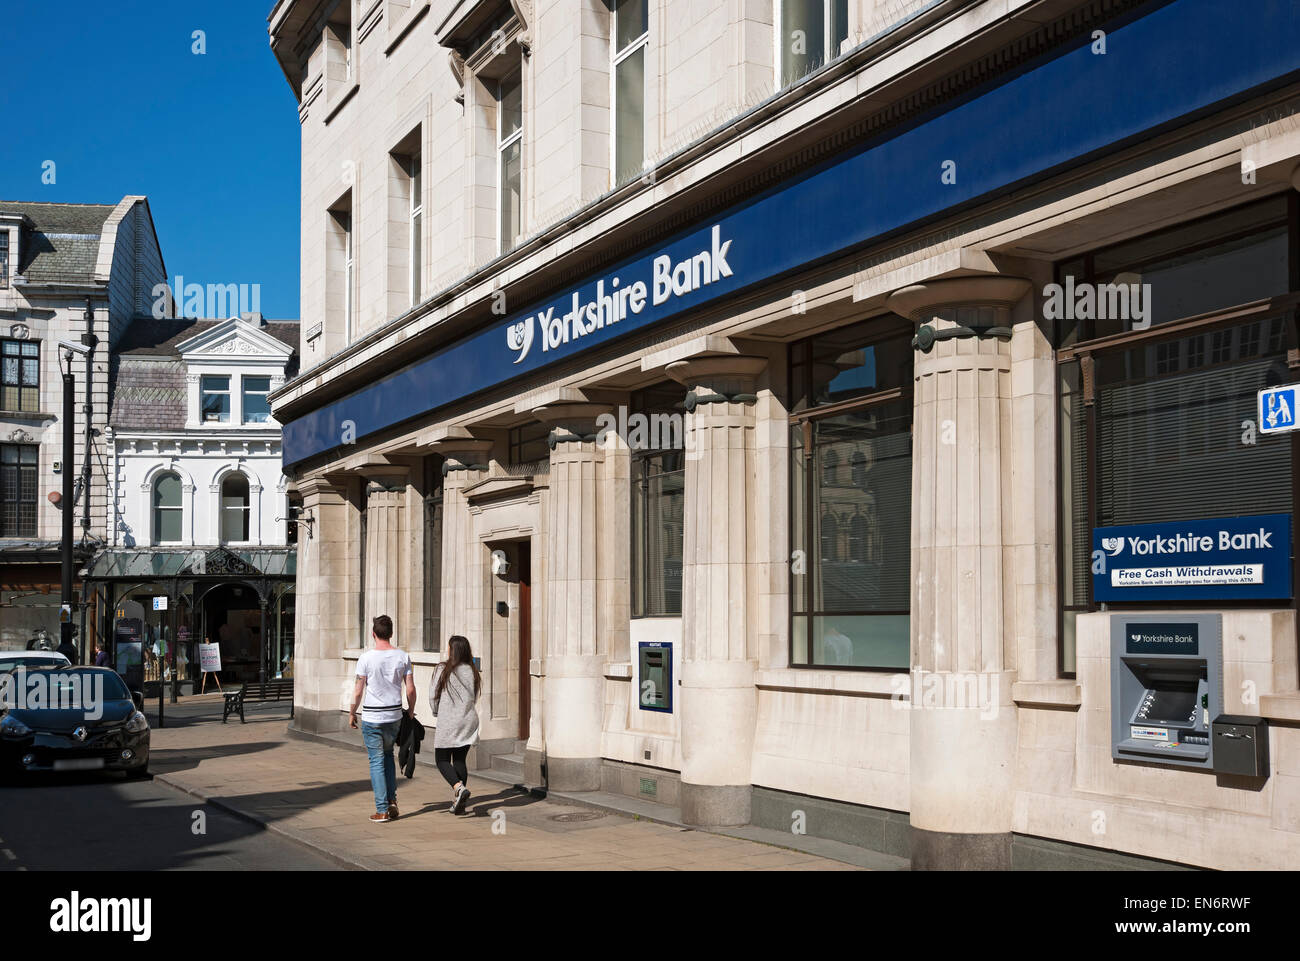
left=1211, top=715, right=1269, bottom=778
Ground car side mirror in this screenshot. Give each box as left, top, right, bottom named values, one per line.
left=132, top=691, right=144, bottom=710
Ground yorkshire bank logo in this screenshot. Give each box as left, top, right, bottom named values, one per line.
left=505, top=224, right=734, bottom=365
left=1101, top=528, right=1274, bottom=556
left=508, top=317, right=534, bottom=364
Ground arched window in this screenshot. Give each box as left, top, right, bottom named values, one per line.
left=153, top=472, right=182, bottom=543
left=220, top=473, right=250, bottom=543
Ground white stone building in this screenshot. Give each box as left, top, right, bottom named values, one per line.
left=90, top=315, right=300, bottom=691
left=105, top=316, right=297, bottom=550
left=266, top=0, right=1300, bottom=869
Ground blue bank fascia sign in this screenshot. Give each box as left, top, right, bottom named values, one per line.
left=1093, top=514, right=1293, bottom=603
left=282, top=0, right=1300, bottom=468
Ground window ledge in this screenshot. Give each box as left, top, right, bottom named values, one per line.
left=1011, top=680, right=1082, bottom=709
left=755, top=668, right=903, bottom=698
left=1259, top=692, right=1300, bottom=723
left=343, top=647, right=445, bottom=667
left=325, top=79, right=360, bottom=125
left=384, top=0, right=430, bottom=55
left=0, top=409, right=55, bottom=420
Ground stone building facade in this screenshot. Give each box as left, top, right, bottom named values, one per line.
left=0, top=197, right=167, bottom=651
left=269, top=0, right=1300, bottom=869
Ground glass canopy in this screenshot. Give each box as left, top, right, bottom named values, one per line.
left=87, top=547, right=296, bottom=580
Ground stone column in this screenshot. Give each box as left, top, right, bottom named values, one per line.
left=886, top=275, right=1031, bottom=870
left=361, top=473, right=408, bottom=635
left=422, top=438, right=493, bottom=652
left=532, top=401, right=612, bottom=792
left=292, top=475, right=356, bottom=734
left=665, top=354, right=767, bottom=826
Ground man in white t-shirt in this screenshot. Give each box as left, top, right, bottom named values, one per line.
left=349, top=615, right=415, bottom=823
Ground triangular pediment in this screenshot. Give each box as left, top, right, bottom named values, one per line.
left=176, top=317, right=294, bottom=361
left=182, top=546, right=263, bottom=577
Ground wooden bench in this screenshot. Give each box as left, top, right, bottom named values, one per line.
left=222, top=679, right=295, bottom=723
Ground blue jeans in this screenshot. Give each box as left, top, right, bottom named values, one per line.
left=361, top=719, right=401, bottom=813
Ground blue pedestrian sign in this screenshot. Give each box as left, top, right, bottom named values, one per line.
left=1259, top=385, right=1300, bottom=435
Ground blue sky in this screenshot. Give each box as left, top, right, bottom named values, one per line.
left=0, top=0, right=301, bottom=319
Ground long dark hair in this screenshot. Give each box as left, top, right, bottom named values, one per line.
left=434, top=635, right=481, bottom=702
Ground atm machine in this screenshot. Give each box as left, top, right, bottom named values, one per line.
left=1111, top=614, right=1222, bottom=770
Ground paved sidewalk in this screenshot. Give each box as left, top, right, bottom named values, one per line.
left=145, top=698, right=860, bottom=871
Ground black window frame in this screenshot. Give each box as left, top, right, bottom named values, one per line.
left=788, top=316, right=914, bottom=672
left=423, top=455, right=444, bottom=651
left=1053, top=194, right=1300, bottom=679
left=1, top=338, right=40, bottom=413
left=508, top=421, right=550, bottom=465
left=0, top=442, right=38, bottom=538
left=629, top=382, right=687, bottom=619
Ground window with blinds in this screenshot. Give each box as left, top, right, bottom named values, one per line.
left=1096, top=322, right=1291, bottom=527
left=1056, top=196, right=1296, bottom=677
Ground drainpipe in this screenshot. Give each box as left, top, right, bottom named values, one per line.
left=79, top=298, right=99, bottom=664
left=81, top=299, right=98, bottom=540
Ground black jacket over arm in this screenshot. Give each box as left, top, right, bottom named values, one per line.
left=397, top=714, right=425, bottom=778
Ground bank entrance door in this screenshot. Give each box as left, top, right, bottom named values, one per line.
left=488, top=539, right=532, bottom=743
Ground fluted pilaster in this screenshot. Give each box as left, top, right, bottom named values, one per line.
left=292, top=475, right=356, bottom=734
left=535, top=402, right=612, bottom=791
left=665, top=354, right=767, bottom=826
left=887, top=275, right=1030, bottom=870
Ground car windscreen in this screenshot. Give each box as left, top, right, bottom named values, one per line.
left=0, top=656, right=70, bottom=673
left=48, top=669, right=132, bottom=701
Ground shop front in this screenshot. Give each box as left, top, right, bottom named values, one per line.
left=0, top=545, right=98, bottom=657
left=86, top=547, right=295, bottom=695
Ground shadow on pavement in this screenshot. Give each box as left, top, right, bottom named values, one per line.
left=149, top=739, right=283, bottom=773
left=397, top=785, right=536, bottom=822
left=1, top=772, right=341, bottom=871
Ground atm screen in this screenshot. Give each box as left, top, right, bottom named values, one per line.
left=1143, top=689, right=1197, bottom=724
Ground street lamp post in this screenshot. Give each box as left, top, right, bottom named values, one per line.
left=60, top=351, right=75, bottom=659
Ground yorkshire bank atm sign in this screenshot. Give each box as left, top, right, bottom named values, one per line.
left=1093, top=514, right=1292, bottom=602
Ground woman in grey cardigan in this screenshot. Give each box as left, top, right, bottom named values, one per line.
left=430, top=635, right=482, bottom=814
